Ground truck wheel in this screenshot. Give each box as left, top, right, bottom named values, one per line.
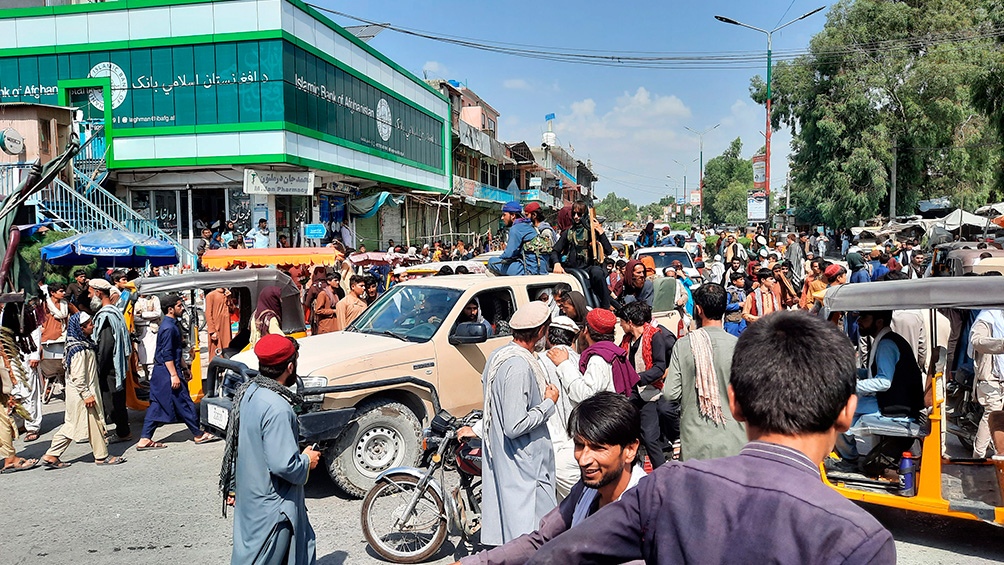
left=327, top=400, right=422, bottom=498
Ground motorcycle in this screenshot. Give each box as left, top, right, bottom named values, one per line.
left=361, top=409, right=483, bottom=563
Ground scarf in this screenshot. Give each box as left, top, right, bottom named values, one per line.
left=481, top=342, right=548, bottom=457
left=620, top=323, right=662, bottom=389
left=93, top=305, right=130, bottom=391
left=689, top=328, right=725, bottom=425
left=971, top=310, right=1004, bottom=379
left=579, top=340, right=639, bottom=396
left=752, top=287, right=778, bottom=318
left=564, top=291, right=589, bottom=327
left=219, top=374, right=303, bottom=517
left=63, top=312, right=95, bottom=372
left=46, top=297, right=69, bottom=321
left=255, top=286, right=283, bottom=335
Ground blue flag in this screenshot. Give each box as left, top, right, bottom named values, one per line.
left=544, top=113, right=556, bottom=121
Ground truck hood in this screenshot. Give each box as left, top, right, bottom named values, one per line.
left=232, top=331, right=416, bottom=375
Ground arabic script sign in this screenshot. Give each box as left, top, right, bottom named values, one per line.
left=243, top=169, right=315, bottom=196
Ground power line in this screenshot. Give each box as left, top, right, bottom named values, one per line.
left=308, top=4, right=1003, bottom=71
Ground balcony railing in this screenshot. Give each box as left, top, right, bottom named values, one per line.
left=453, top=175, right=510, bottom=204
left=520, top=189, right=560, bottom=209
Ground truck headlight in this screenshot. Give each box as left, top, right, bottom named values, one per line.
left=297, top=376, right=328, bottom=403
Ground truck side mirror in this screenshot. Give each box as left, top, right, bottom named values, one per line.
left=450, top=322, right=488, bottom=345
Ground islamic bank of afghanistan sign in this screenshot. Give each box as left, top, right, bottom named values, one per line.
left=87, top=62, right=128, bottom=111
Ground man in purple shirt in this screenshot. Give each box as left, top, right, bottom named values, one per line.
left=528, top=311, right=896, bottom=564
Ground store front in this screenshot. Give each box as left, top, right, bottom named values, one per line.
left=0, top=0, right=452, bottom=253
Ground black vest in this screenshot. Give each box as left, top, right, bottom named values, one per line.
left=871, top=331, right=925, bottom=418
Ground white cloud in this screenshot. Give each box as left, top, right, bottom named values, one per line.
left=503, top=78, right=531, bottom=90
left=421, top=61, right=449, bottom=78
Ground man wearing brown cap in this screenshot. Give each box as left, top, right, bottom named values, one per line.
left=221, top=334, right=320, bottom=565
left=458, top=301, right=560, bottom=546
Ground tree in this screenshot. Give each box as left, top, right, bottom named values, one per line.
left=639, top=203, right=666, bottom=223
left=594, top=192, right=637, bottom=222
left=702, top=137, right=753, bottom=225
left=754, top=0, right=998, bottom=227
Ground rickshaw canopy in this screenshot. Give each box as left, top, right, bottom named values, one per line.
left=201, top=247, right=344, bottom=270
left=823, top=277, right=1004, bottom=312
left=136, top=268, right=305, bottom=334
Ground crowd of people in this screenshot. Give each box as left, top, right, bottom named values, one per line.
left=1, top=266, right=220, bottom=474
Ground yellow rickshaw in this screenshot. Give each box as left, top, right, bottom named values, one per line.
left=135, top=269, right=306, bottom=403
left=821, top=277, right=1004, bottom=525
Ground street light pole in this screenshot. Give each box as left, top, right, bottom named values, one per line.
left=673, top=158, right=698, bottom=222
left=685, top=123, right=720, bottom=227
left=715, top=7, right=824, bottom=208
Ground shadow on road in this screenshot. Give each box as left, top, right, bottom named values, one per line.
left=317, top=550, right=348, bottom=564
left=861, top=502, right=1004, bottom=561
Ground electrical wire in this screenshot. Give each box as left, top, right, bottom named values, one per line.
left=308, top=4, right=1003, bottom=71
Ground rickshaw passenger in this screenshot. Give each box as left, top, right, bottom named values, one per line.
left=832, top=311, right=925, bottom=469
left=969, top=309, right=1004, bottom=459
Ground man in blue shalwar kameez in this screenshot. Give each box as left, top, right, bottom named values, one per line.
left=135, top=295, right=216, bottom=450
left=220, top=334, right=321, bottom=565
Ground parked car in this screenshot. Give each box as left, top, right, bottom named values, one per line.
left=202, top=273, right=584, bottom=498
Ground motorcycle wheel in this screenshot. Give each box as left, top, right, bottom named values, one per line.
left=361, top=473, right=448, bottom=563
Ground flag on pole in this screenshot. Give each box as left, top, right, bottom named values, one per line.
left=544, top=113, right=556, bottom=121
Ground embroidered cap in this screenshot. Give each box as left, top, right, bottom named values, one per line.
left=586, top=308, right=617, bottom=335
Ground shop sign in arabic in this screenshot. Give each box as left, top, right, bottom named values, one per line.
left=243, top=169, right=315, bottom=196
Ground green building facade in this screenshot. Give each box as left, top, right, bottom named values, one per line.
left=0, top=0, right=450, bottom=248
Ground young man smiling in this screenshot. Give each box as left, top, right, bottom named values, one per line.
left=457, top=391, right=645, bottom=565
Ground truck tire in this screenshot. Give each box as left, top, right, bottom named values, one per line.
left=327, top=400, right=422, bottom=498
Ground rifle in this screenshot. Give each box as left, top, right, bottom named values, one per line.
left=589, top=208, right=605, bottom=264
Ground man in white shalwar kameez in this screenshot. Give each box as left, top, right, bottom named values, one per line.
left=460, top=302, right=560, bottom=546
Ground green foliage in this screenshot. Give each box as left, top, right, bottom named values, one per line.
left=758, top=0, right=999, bottom=226
left=703, top=137, right=754, bottom=225
left=595, top=192, right=638, bottom=222
left=638, top=203, right=666, bottom=222
left=18, top=230, right=88, bottom=285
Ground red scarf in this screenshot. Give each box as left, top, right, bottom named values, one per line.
left=620, top=323, right=663, bottom=389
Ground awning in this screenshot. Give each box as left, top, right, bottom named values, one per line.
left=349, top=191, right=406, bottom=219
left=201, top=247, right=344, bottom=270
left=928, top=208, right=990, bottom=232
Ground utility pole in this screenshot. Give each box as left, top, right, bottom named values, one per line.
left=890, top=143, right=897, bottom=221
left=685, top=124, right=720, bottom=228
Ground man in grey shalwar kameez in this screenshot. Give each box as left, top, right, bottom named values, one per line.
left=221, top=334, right=321, bottom=565
left=461, top=301, right=560, bottom=546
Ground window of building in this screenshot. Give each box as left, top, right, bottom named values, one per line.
left=480, top=160, right=489, bottom=185
left=487, top=117, right=496, bottom=136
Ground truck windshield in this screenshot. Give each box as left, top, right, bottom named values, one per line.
left=637, top=250, right=694, bottom=270
left=349, top=285, right=464, bottom=342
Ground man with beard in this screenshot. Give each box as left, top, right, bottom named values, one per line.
left=551, top=201, right=613, bottom=309
left=828, top=310, right=924, bottom=473
left=222, top=334, right=320, bottom=564
left=89, top=278, right=132, bottom=443
left=720, top=256, right=749, bottom=289
left=489, top=201, right=544, bottom=276
left=457, top=302, right=560, bottom=546
left=456, top=392, right=644, bottom=565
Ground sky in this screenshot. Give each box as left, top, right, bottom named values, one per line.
left=312, top=0, right=831, bottom=206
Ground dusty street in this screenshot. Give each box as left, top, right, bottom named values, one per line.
left=3, top=400, right=1003, bottom=564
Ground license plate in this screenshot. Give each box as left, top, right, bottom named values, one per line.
left=207, top=404, right=229, bottom=430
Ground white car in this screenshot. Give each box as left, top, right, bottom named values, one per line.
left=633, top=246, right=702, bottom=283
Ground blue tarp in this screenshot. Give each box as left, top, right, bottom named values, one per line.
left=41, top=229, right=179, bottom=267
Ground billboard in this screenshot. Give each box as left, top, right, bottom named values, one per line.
left=752, top=154, right=767, bottom=190
left=689, top=191, right=701, bottom=206
left=747, top=189, right=768, bottom=222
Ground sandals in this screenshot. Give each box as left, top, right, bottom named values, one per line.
left=23, top=432, right=40, bottom=442
left=135, top=442, right=167, bottom=451
left=194, top=433, right=220, bottom=445
left=1, top=457, right=39, bottom=473
left=41, top=459, right=71, bottom=470
left=95, top=456, right=126, bottom=466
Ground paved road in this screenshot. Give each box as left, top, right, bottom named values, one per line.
left=4, top=400, right=1004, bottom=564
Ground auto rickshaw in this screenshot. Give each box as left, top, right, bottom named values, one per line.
left=821, top=277, right=1004, bottom=525
left=135, top=269, right=306, bottom=403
